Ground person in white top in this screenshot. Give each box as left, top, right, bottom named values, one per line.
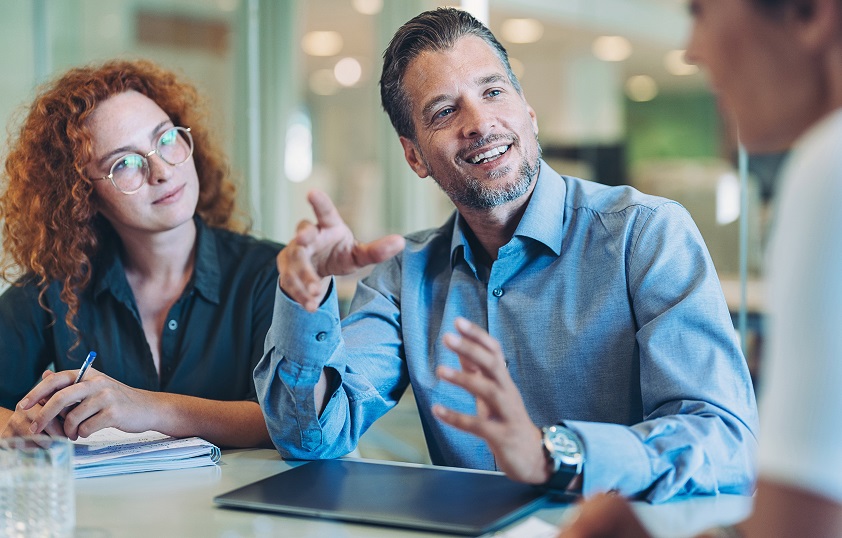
left=558, top=0, right=842, bottom=536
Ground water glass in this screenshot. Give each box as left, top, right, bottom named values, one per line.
left=0, top=435, right=75, bottom=538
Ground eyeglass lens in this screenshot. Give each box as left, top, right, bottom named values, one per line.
left=108, top=126, right=193, bottom=194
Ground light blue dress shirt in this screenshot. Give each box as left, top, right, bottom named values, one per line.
left=255, top=162, right=758, bottom=503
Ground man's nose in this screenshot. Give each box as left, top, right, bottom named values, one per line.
left=459, top=100, right=495, bottom=138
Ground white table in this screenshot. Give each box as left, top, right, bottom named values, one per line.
left=74, top=449, right=752, bottom=538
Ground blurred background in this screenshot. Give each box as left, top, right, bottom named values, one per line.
left=0, top=0, right=777, bottom=463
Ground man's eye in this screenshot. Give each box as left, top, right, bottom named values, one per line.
left=486, top=89, right=502, bottom=98
left=435, top=107, right=455, bottom=119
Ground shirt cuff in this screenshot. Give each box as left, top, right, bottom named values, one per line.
left=267, top=279, right=342, bottom=366
left=564, top=420, right=652, bottom=497
left=260, top=281, right=345, bottom=453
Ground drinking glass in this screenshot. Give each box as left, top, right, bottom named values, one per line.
left=0, top=435, right=75, bottom=538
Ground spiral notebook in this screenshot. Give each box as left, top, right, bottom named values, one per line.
left=214, top=458, right=550, bottom=536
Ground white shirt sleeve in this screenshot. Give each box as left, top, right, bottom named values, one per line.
left=758, top=109, right=842, bottom=502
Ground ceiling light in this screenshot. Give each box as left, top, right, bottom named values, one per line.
left=592, top=36, right=632, bottom=62
left=716, top=172, right=740, bottom=225
left=351, top=0, right=382, bottom=15
left=285, top=110, right=313, bottom=183
left=500, top=19, right=544, bottom=44
left=625, top=75, right=658, bottom=102
left=334, top=57, right=362, bottom=87
left=664, top=49, right=699, bottom=76
left=301, top=31, right=343, bottom=57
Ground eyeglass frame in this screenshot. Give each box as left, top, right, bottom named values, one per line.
left=92, top=126, right=194, bottom=195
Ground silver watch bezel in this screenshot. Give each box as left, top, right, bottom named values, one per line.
left=542, top=425, right=585, bottom=473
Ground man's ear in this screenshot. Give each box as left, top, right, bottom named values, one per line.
left=791, top=0, right=841, bottom=51
left=527, top=103, right=539, bottom=136
left=400, top=136, right=430, bottom=178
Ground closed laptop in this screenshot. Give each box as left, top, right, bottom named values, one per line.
left=214, top=458, right=550, bottom=536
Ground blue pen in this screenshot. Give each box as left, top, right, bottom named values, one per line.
left=74, top=351, right=97, bottom=384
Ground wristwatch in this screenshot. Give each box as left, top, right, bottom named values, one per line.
left=541, top=424, right=585, bottom=491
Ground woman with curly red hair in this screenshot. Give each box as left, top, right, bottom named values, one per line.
left=0, top=59, right=282, bottom=448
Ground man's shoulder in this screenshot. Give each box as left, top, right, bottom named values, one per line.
left=562, top=175, right=681, bottom=217
left=402, top=214, right=456, bottom=252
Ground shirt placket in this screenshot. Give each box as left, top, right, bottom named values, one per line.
left=159, top=293, right=189, bottom=388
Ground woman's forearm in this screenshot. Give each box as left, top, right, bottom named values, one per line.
left=142, top=392, right=271, bottom=449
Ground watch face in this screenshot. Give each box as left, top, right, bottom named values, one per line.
left=546, top=426, right=584, bottom=466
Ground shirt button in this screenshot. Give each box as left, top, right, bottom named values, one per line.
left=167, top=319, right=178, bottom=330
left=492, top=288, right=504, bottom=298
left=315, top=331, right=327, bottom=342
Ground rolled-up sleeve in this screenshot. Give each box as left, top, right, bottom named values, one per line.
left=254, top=270, right=409, bottom=460
left=254, top=283, right=344, bottom=457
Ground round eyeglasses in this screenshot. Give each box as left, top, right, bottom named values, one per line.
left=94, top=126, right=194, bottom=195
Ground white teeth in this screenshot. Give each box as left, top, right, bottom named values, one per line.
left=469, top=145, right=509, bottom=164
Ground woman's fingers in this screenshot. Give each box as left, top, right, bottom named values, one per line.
left=18, top=370, right=76, bottom=411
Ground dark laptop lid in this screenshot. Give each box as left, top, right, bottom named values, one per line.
left=214, top=459, right=550, bottom=536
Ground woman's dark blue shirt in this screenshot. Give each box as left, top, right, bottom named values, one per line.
left=0, top=217, right=282, bottom=409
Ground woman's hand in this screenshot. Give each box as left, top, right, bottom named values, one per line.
left=2, top=402, right=65, bottom=438
left=2, top=370, right=65, bottom=438
left=17, top=367, right=155, bottom=440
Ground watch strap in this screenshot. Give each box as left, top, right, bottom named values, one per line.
left=543, top=464, right=580, bottom=491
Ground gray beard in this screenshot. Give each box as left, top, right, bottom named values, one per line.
left=426, top=137, right=542, bottom=210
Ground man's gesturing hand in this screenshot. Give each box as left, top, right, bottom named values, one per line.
left=432, top=317, right=550, bottom=485
left=277, top=189, right=405, bottom=311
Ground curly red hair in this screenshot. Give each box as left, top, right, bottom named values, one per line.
left=0, top=58, right=243, bottom=340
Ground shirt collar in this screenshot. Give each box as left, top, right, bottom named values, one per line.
left=449, top=159, right=566, bottom=268
left=511, top=160, right=566, bottom=256
left=449, top=213, right=476, bottom=272
left=92, top=216, right=221, bottom=305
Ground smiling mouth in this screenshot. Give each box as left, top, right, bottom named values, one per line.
left=468, top=144, right=511, bottom=165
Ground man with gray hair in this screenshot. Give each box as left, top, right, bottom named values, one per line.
left=255, top=7, right=757, bottom=503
